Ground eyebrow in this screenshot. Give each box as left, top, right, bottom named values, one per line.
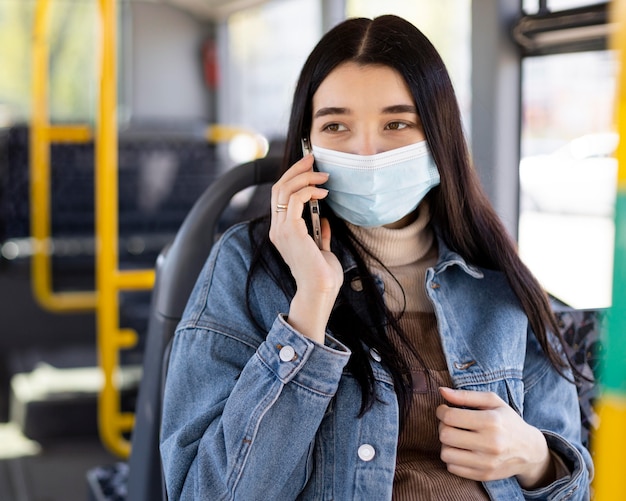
left=382, top=104, right=418, bottom=115
left=313, top=104, right=418, bottom=119
left=313, top=107, right=348, bottom=118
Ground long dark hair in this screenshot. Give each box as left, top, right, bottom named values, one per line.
left=247, top=15, right=572, bottom=419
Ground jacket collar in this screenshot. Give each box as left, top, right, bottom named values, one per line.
left=336, top=226, right=484, bottom=280
left=432, top=231, right=484, bottom=279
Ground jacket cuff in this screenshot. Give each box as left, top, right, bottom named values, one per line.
left=256, top=314, right=352, bottom=396
left=521, top=431, right=591, bottom=500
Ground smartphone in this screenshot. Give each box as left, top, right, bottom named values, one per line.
left=301, top=138, right=323, bottom=249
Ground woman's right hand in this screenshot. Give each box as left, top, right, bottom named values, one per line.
left=269, top=154, right=343, bottom=344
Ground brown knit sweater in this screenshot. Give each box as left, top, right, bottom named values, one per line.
left=349, top=205, right=489, bottom=500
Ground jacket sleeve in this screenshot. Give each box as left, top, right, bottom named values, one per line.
left=520, top=329, right=593, bottom=501
left=159, top=226, right=351, bottom=501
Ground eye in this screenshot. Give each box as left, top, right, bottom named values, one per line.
left=322, top=123, right=348, bottom=132
left=385, top=121, right=409, bottom=131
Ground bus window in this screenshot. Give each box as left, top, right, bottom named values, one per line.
left=222, top=0, right=472, bottom=152
left=0, top=0, right=97, bottom=123
left=518, top=50, right=617, bottom=309
left=523, top=0, right=607, bottom=14
left=221, top=0, right=323, bottom=144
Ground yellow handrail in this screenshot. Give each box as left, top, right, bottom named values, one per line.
left=32, top=0, right=265, bottom=458
left=48, top=125, right=93, bottom=143
left=95, top=0, right=157, bottom=457
left=31, top=0, right=155, bottom=457
left=31, top=0, right=97, bottom=312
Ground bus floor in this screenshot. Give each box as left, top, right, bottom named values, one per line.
left=0, top=423, right=117, bottom=501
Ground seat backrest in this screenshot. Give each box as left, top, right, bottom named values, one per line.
left=553, top=307, right=604, bottom=451
left=127, top=156, right=282, bottom=501
left=125, top=155, right=602, bottom=499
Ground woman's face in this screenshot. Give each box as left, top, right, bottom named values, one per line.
left=309, top=62, right=425, bottom=154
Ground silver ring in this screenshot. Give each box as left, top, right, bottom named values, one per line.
left=275, top=203, right=288, bottom=213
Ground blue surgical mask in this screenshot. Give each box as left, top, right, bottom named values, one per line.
left=311, top=141, right=440, bottom=227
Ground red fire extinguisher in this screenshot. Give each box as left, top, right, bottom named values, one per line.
left=202, top=39, right=220, bottom=90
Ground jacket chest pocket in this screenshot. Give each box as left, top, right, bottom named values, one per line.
left=302, top=375, right=398, bottom=500
left=504, top=378, right=524, bottom=415
left=460, top=377, right=525, bottom=415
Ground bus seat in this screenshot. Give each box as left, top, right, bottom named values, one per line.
left=123, top=152, right=602, bottom=500
left=126, top=155, right=282, bottom=501
left=553, top=307, right=604, bottom=451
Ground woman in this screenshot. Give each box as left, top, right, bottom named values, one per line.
left=160, top=15, right=592, bottom=500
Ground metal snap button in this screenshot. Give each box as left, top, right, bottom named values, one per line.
left=453, top=360, right=476, bottom=370
left=369, top=348, right=382, bottom=363
left=357, top=444, right=376, bottom=462
left=350, top=277, right=364, bottom=292
left=279, top=345, right=296, bottom=362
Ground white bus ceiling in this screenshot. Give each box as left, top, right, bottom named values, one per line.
left=133, top=0, right=272, bottom=20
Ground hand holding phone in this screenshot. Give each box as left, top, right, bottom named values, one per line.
left=301, top=138, right=323, bottom=249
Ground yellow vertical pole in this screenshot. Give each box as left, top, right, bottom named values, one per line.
left=32, top=0, right=153, bottom=457
left=31, top=0, right=97, bottom=312
left=30, top=0, right=54, bottom=305
left=96, top=0, right=132, bottom=457
left=592, top=0, right=626, bottom=498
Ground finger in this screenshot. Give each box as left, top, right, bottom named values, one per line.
left=443, top=457, right=492, bottom=482
left=272, top=170, right=329, bottom=215
left=438, top=420, right=477, bottom=450
left=280, top=154, right=315, bottom=183
left=436, top=403, right=480, bottom=431
left=440, top=442, right=476, bottom=467
left=439, top=387, right=505, bottom=410
left=270, top=187, right=328, bottom=248
left=271, top=156, right=312, bottom=209
left=441, top=443, right=508, bottom=482
left=278, top=167, right=328, bottom=194
left=273, top=168, right=328, bottom=200
left=439, top=422, right=476, bottom=449
left=437, top=401, right=510, bottom=438
left=271, top=154, right=318, bottom=197
left=271, top=167, right=326, bottom=214
left=283, top=186, right=328, bottom=221
left=320, top=218, right=331, bottom=251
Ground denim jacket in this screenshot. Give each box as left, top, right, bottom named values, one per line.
left=160, top=222, right=593, bottom=501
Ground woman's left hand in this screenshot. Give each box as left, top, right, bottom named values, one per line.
left=436, top=387, right=556, bottom=490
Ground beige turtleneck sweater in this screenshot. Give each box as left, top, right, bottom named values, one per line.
left=348, top=205, right=489, bottom=501
left=347, top=203, right=437, bottom=314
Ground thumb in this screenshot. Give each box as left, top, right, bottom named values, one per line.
left=320, top=217, right=332, bottom=251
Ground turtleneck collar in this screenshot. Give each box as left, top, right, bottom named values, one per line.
left=346, top=202, right=438, bottom=313
left=346, top=202, right=435, bottom=268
